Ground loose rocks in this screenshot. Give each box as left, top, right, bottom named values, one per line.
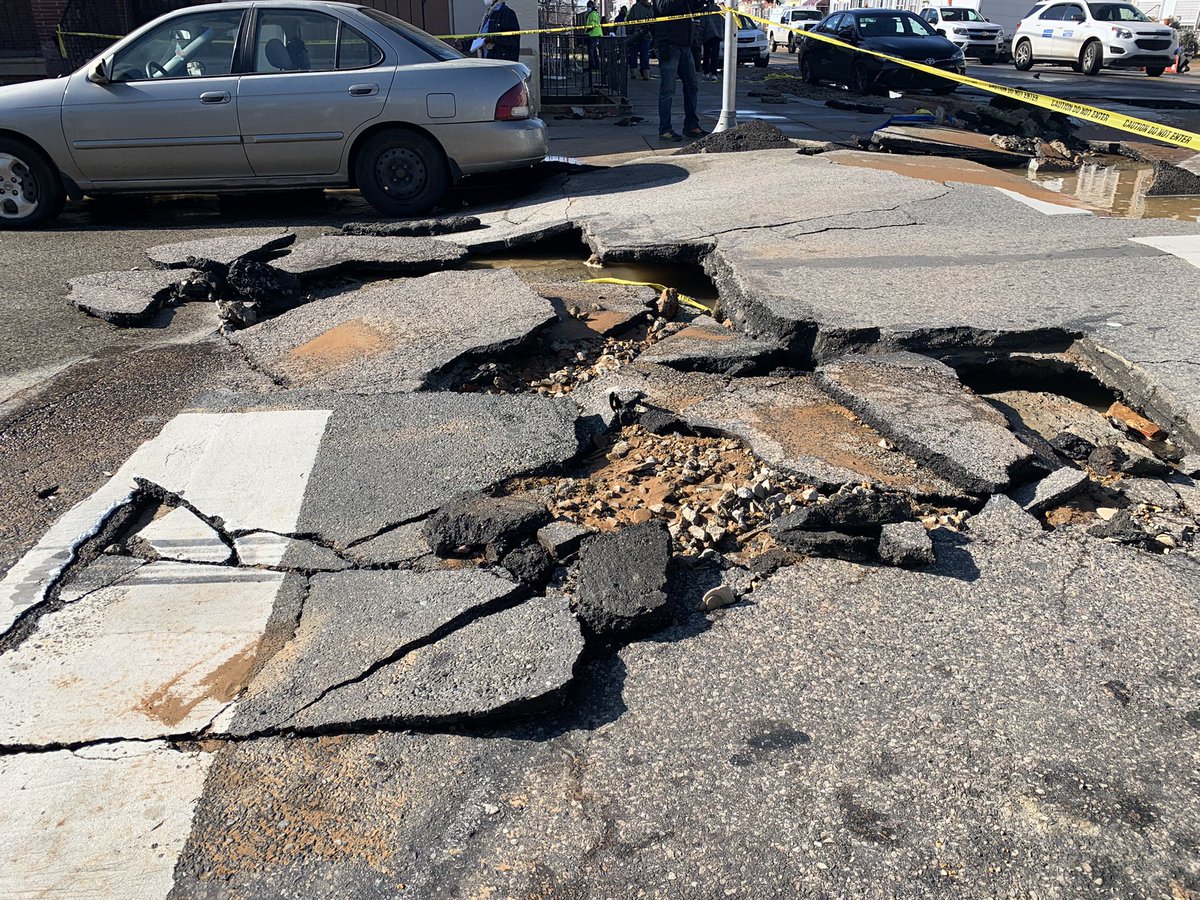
left=816, top=352, right=1039, bottom=494
left=573, top=521, right=672, bottom=640
left=224, top=258, right=304, bottom=312
left=423, top=493, right=552, bottom=556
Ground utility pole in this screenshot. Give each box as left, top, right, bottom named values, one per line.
left=714, top=4, right=738, bottom=132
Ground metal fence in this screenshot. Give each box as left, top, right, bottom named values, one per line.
left=539, top=33, right=629, bottom=103
left=0, top=0, right=39, bottom=56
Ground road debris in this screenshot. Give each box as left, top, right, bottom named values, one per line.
left=68, top=269, right=199, bottom=326
left=676, top=119, right=795, bottom=155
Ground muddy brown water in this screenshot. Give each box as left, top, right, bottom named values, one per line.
left=1018, top=157, right=1200, bottom=221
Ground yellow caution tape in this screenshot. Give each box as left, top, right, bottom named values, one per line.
left=739, top=9, right=1200, bottom=152
left=585, top=277, right=710, bottom=311
left=435, top=9, right=723, bottom=41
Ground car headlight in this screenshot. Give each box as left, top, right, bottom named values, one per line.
left=951, top=49, right=965, bottom=61
left=1111, top=26, right=1133, bottom=39
left=953, top=27, right=968, bottom=34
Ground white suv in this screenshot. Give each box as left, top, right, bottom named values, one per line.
left=767, top=6, right=824, bottom=52
left=919, top=6, right=1003, bottom=62
left=1012, top=0, right=1177, bottom=76
left=720, top=14, right=771, bottom=67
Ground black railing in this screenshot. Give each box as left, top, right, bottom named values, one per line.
left=539, top=33, right=628, bottom=103
left=0, top=0, right=39, bottom=56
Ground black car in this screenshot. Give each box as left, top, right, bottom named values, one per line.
left=798, top=8, right=965, bottom=94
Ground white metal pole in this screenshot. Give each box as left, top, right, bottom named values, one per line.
left=714, top=6, right=738, bottom=132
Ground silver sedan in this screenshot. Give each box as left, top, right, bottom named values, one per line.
left=0, top=0, right=547, bottom=228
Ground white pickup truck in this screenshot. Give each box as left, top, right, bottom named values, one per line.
left=918, top=4, right=1005, bottom=61
left=766, top=5, right=824, bottom=53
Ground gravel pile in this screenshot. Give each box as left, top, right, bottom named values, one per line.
left=676, top=119, right=795, bottom=155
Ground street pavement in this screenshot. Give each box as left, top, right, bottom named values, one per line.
left=1, top=145, right=1199, bottom=899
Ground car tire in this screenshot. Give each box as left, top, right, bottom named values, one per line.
left=1013, top=38, right=1034, bottom=71
left=354, top=128, right=448, bottom=218
left=849, top=61, right=876, bottom=95
left=1146, top=65, right=1165, bottom=76
left=0, top=137, right=65, bottom=230
left=788, top=36, right=796, bottom=53
left=799, top=54, right=818, bottom=84
left=932, top=81, right=958, bottom=94
left=1080, top=39, right=1102, bottom=76
left=754, top=55, right=769, bottom=68
left=770, top=39, right=778, bottom=52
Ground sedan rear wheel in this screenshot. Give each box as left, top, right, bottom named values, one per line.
left=799, top=54, right=818, bottom=84
left=0, top=139, right=65, bottom=230
left=849, top=61, right=875, bottom=95
left=1080, top=39, right=1103, bottom=75
left=1013, top=38, right=1033, bottom=71
left=355, top=128, right=448, bottom=217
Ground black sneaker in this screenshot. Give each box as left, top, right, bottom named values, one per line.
left=659, top=130, right=683, bottom=141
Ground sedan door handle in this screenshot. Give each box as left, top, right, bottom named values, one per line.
left=199, top=91, right=231, bottom=104
left=348, top=83, right=379, bottom=97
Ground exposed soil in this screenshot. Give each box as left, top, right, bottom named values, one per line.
left=676, top=119, right=796, bottom=155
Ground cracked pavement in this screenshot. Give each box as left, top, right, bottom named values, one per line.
left=1, top=149, right=1200, bottom=898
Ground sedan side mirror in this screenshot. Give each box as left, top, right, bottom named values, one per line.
left=838, top=25, right=856, bottom=40
left=87, top=56, right=112, bottom=85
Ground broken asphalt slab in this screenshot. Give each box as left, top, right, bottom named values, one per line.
left=816, top=352, right=1040, bottom=494
left=637, top=313, right=785, bottom=375
left=68, top=268, right=197, bottom=326
left=145, top=230, right=296, bottom=269
left=228, top=268, right=556, bottom=393
left=271, top=234, right=467, bottom=281
left=573, top=521, right=671, bottom=640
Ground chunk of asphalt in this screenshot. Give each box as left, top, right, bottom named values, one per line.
left=229, top=568, right=528, bottom=734
left=227, top=269, right=556, bottom=393
left=537, top=520, right=591, bottom=560
left=225, top=257, right=304, bottom=311
left=146, top=230, right=295, bottom=269
left=272, top=235, right=467, bottom=281
left=423, top=493, right=552, bottom=556
left=1088, top=442, right=1171, bottom=478
left=681, top=375, right=970, bottom=501
left=534, top=281, right=657, bottom=338
left=1088, top=510, right=1153, bottom=548
left=771, top=489, right=910, bottom=536
left=1010, top=467, right=1090, bottom=515
left=773, top=529, right=877, bottom=562
left=573, top=521, right=672, bottom=640
left=815, top=352, right=1040, bottom=494
left=235, top=532, right=351, bottom=572
left=288, top=391, right=583, bottom=547
left=341, top=523, right=431, bottom=567
left=1118, top=477, right=1181, bottom=510
left=639, top=314, right=786, bottom=375
left=341, top=216, right=482, bottom=237
left=137, top=507, right=234, bottom=565
left=57, top=556, right=145, bottom=605
left=1179, top=454, right=1200, bottom=478
left=877, top=521, right=935, bottom=568
left=1050, top=430, right=1096, bottom=461
left=501, top=544, right=554, bottom=589
left=68, top=269, right=196, bottom=326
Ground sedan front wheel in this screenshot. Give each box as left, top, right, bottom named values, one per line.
left=0, top=138, right=65, bottom=230
left=355, top=128, right=448, bottom=217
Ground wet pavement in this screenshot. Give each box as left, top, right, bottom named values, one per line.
left=2, top=142, right=1200, bottom=899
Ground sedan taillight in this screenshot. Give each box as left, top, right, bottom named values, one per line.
left=495, top=81, right=530, bottom=121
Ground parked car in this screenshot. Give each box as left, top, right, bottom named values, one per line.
left=919, top=4, right=1004, bottom=61
left=1011, top=0, right=1177, bottom=75
left=719, top=14, right=771, bottom=67
left=0, top=0, right=547, bottom=229
left=766, top=5, right=825, bottom=52
left=799, top=8, right=965, bottom=93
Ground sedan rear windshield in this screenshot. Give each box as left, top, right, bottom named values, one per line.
left=360, top=8, right=463, bottom=60
left=855, top=12, right=937, bottom=36
left=942, top=8, right=986, bottom=20
left=1088, top=2, right=1151, bottom=20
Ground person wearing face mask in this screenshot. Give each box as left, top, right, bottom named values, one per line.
left=476, top=0, right=521, bottom=61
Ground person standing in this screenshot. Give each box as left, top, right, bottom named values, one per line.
left=479, top=0, right=521, bottom=61
left=654, top=0, right=704, bottom=140
left=614, top=4, right=628, bottom=36
left=585, top=0, right=603, bottom=69
left=700, top=0, right=721, bottom=81
left=626, top=0, right=655, bottom=79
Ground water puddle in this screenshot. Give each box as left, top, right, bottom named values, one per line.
left=1018, top=157, right=1200, bottom=221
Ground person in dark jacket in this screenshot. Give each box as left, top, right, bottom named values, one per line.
left=480, top=0, right=520, bottom=62
left=625, top=0, right=656, bottom=79
left=654, top=0, right=704, bottom=140
left=699, top=0, right=721, bottom=80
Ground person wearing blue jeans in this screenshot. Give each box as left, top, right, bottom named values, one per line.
left=654, top=0, right=704, bottom=141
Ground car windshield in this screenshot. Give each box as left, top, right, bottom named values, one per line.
left=942, top=8, right=987, bottom=20
left=738, top=15, right=760, bottom=29
left=1088, top=2, right=1151, bottom=20
left=796, top=10, right=822, bottom=18
left=360, top=8, right=463, bottom=60
left=855, top=12, right=937, bottom=36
